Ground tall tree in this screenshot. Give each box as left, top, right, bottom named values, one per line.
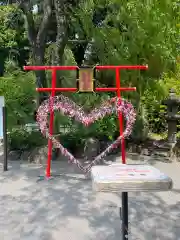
left=19, top=0, right=52, bottom=104
left=53, top=0, right=81, bottom=86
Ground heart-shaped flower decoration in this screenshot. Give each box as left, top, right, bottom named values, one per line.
left=36, top=95, right=136, bottom=173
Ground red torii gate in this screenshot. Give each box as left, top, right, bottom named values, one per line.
left=24, top=65, right=148, bottom=178
left=24, top=64, right=148, bottom=240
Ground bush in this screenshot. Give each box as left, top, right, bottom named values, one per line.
left=0, top=67, right=46, bottom=150
left=141, top=65, right=180, bottom=135
left=53, top=92, right=119, bottom=147
left=0, top=69, right=36, bottom=129
left=8, top=127, right=46, bottom=151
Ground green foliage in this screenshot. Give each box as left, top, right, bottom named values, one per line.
left=78, top=0, right=179, bottom=68
left=0, top=67, right=36, bottom=129
left=72, top=0, right=179, bottom=140
left=8, top=128, right=46, bottom=150
left=0, top=64, right=43, bottom=150
left=54, top=92, right=118, bottom=146
left=45, top=45, right=77, bottom=88
left=0, top=4, right=29, bottom=76
left=0, top=62, right=48, bottom=150
left=0, top=5, right=27, bottom=49
left=139, top=64, right=180, bottom=134
left=1, top=0, right=180, bottom=152
left=0, top=5, right=17, bottom=48
left=163, top=64, right=180, bottom=95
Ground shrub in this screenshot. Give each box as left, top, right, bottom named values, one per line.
left=0, top=67, right=45, bottom=150
left=0, top=69, right=36, bottom=129
left=8, top=127, right=46, bottom=151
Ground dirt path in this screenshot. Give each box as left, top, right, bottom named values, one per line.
left=0, top=156, right=179, bottom=240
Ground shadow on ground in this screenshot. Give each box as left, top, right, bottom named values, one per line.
left=0, top=156, right=179, bottom=240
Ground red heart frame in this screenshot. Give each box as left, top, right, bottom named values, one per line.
left=36, top=95, right=136, bottom=173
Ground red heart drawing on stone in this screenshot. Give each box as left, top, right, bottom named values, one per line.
left=37, top=95, right=136, bottom=174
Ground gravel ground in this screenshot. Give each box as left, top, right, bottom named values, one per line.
left=0, top=155, right=179, bottom=240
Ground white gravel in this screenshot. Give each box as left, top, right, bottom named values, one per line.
left=0, top=156, right=179, bottom=240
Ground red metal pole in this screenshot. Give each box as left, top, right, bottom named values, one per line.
left=96, top=65, right=148, bottom=70
left=36, top=88, right=77, bottom=92
left=96, top=87, right=136, bottom=92
left=36, top=87, right=136, bottom=92
left=23, top=64, right=147, bottom=179
left=115, top=68, right=126, bottom=164
left=24, top=65, right=147, bottom=71
left=24, top=66, right=78, bottom=71
left=46, top=69, right=57, bottom=178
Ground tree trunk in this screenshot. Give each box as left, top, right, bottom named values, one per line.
left=53, top=0, right=69, bottom=87
left=19, top=0, right=52, bottom=106
left=32, top=44, right=47, bottom=105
